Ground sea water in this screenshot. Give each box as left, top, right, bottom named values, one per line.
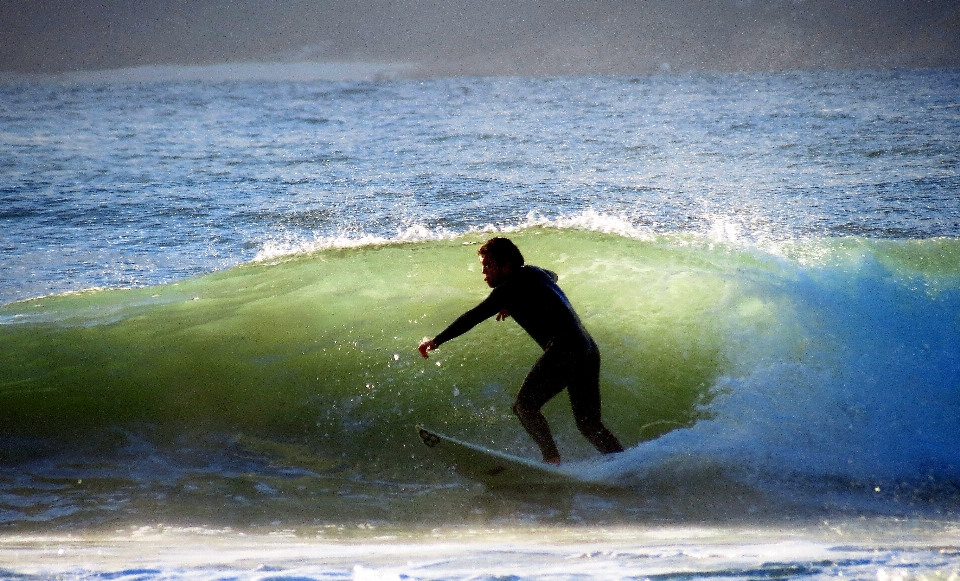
left=1, top=67, right=959, bottom=579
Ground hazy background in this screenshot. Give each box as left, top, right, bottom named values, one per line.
left=2, top=0, right=958, bottom=78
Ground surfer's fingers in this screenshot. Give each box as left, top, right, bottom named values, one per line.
left=418, top=338, right=436, bottom=358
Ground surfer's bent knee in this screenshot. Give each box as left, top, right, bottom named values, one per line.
left=512, top=400, right=536, bottom=419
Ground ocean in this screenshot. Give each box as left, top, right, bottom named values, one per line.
left=1, top=66, right=959, bottom=580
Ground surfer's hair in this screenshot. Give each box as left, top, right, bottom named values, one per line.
left=478, top=237, right=525, bottom=268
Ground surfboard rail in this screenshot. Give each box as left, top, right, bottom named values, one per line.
left=415, top=424, right=619, bottom=491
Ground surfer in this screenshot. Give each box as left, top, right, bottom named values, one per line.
left=418, top=237, right=623, bottom=465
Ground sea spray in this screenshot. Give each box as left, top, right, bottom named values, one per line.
left=598, top=236, right=960, bottom=512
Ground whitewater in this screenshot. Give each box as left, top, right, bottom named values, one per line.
left=1, top=66, right=959, bottom=580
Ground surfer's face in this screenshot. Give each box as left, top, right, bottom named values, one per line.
left=480, top=255, right=511, bottom=288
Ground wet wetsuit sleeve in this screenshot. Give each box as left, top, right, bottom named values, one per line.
left=433, top=292, right=504, bottom=347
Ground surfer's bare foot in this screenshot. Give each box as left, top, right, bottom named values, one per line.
left=544, top=457, right=561, bottom=466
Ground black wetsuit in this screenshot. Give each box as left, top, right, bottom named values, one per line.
left=433, top=265, right=623, bottom=459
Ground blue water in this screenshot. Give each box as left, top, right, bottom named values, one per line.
left=2, top=68, right=958, bottom=304
left=1, top=66, right=960, bottom=580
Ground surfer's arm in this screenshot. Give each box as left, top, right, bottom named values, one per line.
left=422, top=293, right=504, bottom=357
left=420, top=304, right=503, bottom=358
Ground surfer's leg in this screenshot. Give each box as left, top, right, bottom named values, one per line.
left=514, top=349, right=566, bottom=462
left=568, top=351, right=624, bottom=455
left=512, top=402, right=560, bottom=462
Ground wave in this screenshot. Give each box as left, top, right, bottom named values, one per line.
left=593, top=239, right=960, bottom=507
left=1, top=226, right=959, bottom=525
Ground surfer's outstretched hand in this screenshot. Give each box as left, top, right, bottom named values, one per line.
left=418, top=338, right=437, bottom=359
left=496, top=309, right=510, bottom=321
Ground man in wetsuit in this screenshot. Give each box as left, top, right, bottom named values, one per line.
left=418, top=237, right=623, bottom=464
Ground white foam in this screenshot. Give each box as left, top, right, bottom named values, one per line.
left=252, top=224, right=460, bottom=262
left=251, top=210, right=663, bottom=263
left=2, top=525, right=958, bottom=581
left=601, top=248, right=960, bottom=494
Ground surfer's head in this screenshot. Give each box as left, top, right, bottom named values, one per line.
left=478, top=237, right=523, bottom=287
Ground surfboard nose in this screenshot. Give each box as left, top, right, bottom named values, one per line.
left=416, top=425, right=442, bottom=447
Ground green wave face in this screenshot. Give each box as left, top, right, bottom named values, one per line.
left=0, top=229, right=748, bottom=476
left=4, top=227, right=958, bottom=492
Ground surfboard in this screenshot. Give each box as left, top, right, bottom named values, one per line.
left=415, top=424, right=615, bottom=490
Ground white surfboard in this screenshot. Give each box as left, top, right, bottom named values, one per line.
left=415, top=424, right=619, bottom=490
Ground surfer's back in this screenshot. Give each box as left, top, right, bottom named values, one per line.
left=492, top=265, right=595, bottom=351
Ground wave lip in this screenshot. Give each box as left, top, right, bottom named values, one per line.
left=252, top=210, right=665, bottom=263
